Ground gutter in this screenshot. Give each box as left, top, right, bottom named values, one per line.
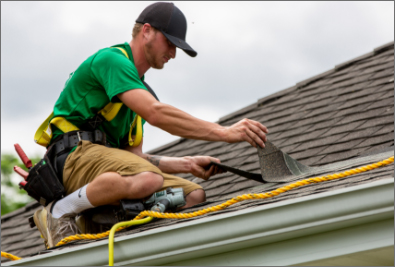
left=4, top=178, right=394, bottom=266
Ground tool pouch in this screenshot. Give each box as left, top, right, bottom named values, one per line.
left=24, top=146, right=65, bottom=206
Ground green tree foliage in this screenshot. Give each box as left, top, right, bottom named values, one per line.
left=1, top=154, right=41, bottom=215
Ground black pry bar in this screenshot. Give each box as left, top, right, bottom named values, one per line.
left=210, top=161, right=265, bottom=183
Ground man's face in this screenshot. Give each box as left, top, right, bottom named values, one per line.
left=144, top=29, right=176, bottom=69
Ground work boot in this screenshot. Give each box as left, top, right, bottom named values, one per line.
left=34, top=201, right=79, bottom=248
left=33, top=208, right=49, bottom=248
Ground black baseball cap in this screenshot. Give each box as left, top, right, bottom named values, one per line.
left=136, top=2, right=197, bottom=57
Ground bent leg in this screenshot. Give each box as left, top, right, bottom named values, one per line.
left=61, top=141, right=206, bottom=212
left=63, top=141, right=164, bottom=195
left=182, top=189, right=206, bottom=209
left=86, top=171, right=163, bottom=206
left=160, top=173, right=206, bottom=209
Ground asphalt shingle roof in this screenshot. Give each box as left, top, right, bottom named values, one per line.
left=1, top=41, right=394, bottom=263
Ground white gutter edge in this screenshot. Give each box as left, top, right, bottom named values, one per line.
left=5, top=178, right=394, bottom=266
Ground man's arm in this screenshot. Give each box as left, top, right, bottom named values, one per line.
left=118, top=89, right=269, bottom=148
left=126, top=138, right=224, bottom=180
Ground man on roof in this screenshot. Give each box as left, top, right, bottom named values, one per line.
left=33, top=2, right=269, bottom=248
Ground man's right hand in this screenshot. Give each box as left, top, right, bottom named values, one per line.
left=224, top=118, right=269, bottom=148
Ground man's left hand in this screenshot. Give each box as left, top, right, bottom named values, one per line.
left=184, top=156, right=226, bottom=180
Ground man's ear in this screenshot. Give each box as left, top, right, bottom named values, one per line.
left=142, top=23, right=152, bottom=40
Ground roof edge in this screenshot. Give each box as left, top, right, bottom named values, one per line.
left=145, top=137, right=186, bottom=154
left=218, top=102, right=257, bottom=123
left=5, top=179, right=393, bottom=266
left=374, top=41, right=394, bottom=54
left=334, top=51, right=375, bottom=71
left=335, top=41, right=393, bottom=71
left=147, top=40, right=394, bottom=150
left=296, top=68, right=336, bottom=88
left=257, top=85, right=296, bottom=106
left=298, top=40, right=394, bottom=87
left=221, top=40, right=394, bottom=124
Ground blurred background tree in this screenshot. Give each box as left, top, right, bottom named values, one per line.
left=1, top=153, right=41, bottom=215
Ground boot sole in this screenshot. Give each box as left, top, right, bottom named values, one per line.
left=33, top=209, right=49, bottom=248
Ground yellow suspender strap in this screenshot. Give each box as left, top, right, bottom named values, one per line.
left=34, top=47, right=143, bottom=148
left=34, top=112, right=56, bottom=146
left=99, top=102, right=123, bottom=121
left=113, top=47, right=129, bottom=58
left=112, top=47, right=143, bottom=147
left=33, top=102, right=124, bottom=147
left=99, top=100, right=142, bottom=147
left=34, top=112, right=80, bottom=147
left=129, top=114, right=143, bottom=147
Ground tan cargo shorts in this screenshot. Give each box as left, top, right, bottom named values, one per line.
left=62, top=140, right=203, bottom=196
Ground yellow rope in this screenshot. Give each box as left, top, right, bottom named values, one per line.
left=134, top=156, right=395, bottom=220
left=2, top=156, right=394, bottom=261
left=56, top=156, right=394, bottom=246
left=1, top=251, right=21, bottom=261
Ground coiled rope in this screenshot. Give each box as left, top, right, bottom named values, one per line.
left=2, top=156, right=394, bottom=262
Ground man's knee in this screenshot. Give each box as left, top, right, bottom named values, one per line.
left=189, top=189, right=206, bottom=203
left=139, top=172, right=164, bottom=192
left=124, top=172, right=164, bottom=198
left=183, top=189, right=206, bottom=208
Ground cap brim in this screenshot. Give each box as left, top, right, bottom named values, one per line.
left=162, top=31, right=197, bottom=57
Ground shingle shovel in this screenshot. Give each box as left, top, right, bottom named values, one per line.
left=210, top=141, right=312, bottom=183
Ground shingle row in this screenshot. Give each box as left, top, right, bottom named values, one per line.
left=2, top=42, right=393, bottom=263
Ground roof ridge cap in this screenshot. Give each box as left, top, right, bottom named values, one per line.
left=373, top=40, right=394, bottom=54
left=296, top=40, right=394, bottom=89
left=335, top=40, right=393, bottom=71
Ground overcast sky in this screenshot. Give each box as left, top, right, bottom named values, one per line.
left=1, top=1, right=394, bottom=158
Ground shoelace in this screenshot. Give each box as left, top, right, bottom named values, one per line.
left=57, top=214, right=80, bottom=239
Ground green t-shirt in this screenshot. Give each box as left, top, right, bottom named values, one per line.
left=51, top=42, right=147, bottom=148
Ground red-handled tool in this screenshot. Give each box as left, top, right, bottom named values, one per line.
left=14, top=166, right=29, bottom=180
left=19, top=180, right=27, bottom=189
left=14, top=144, right=32, bottom=189
left=14, top=144, right=32, bottom=169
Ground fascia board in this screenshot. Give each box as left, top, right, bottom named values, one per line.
left=168, top=218, right=394, bottom=266
left=4, top=178, right=394, bottom=266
